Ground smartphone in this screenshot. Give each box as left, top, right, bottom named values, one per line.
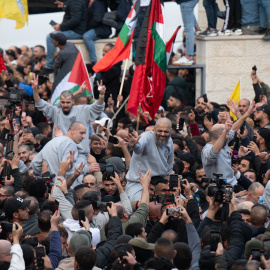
left=178, top=118, right=185, bottom=131
left=24, top=129, right=32, bottom=134
left=251, top=249, right=261, bottom=262
left=225, top=186, right=233, bottom=203
left=169, top=174, right=178, bottom=190
left=104, top=119, right=109, bottom=127
left=78, top=210, right=85, bottom=227
left=220, top=106, right=226, bottom=112
left=108, top=136, right=119, bottom=145
left=35, top=246, right=46, bottom=268
left=203, top=94, right=208, bottom=103
left=115, top=244, right=127, bottom=259
left=166, top=208, right=182, bottom=217
left=210, top=231, right=220, bottom=252
left=54, top=200, right=59, bottom=211
left=240, top=123, right=245, bottom=135
left=160, top=109, right=164, bottom=117
left=206, top=112, right=212, bottom=122
left=14, top=118, right=20, bottom=125
left=128, top=125, right=134, bottom=134
left=105, top=165, right=114, bottom=178
left=49, top=20, right=57, bottom=26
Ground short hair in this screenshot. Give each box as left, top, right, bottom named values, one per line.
left=27, top=196, right=39, bottom=216
left=154, top=237, right=174, bottom=260
left=21, top=244, right=34, bottom=268
left=105, top=43, right=114, bottom=50
left=38, top=210, right=52, bottom=232
left=125, top=223, right=144, bottom=238
left=156, top=118, right=172, bottom=129
left=192, top=136, right=206, bottom=148
left=60, top=90, right=73, bottom=100
left=1, top=186, right=15, bottom=196
left=71, top=200, right=92, bottom=220
left=107, top=143, right=124, bottom=157
left=75, top=246, right=97, bottom=269
left=35, top=45, right=45, bottom=52
left=81, top=191, right=99, bottom=207
left=245, top=260, right=260, bottom=270
left=173, top=242, right=192, bottom=270
left=248, top=182, right=264, bottom=193
left=165, top=112, right=178, bottom=125
left=240, top=156, right=255, bottom=170
left=74, top=184, right=89, bottom=193
left=238, top=209, right=250, bottom=215
left=196, top=164, right=204, bottom=171
left=161, top=230, right=178, bottom=243
left=36, top=122, right=51, bottom=134
left=167, top=68, right=178, bottom=77
left=209, top=125, right=224, bottom=140
left=14, top=190, right=29, bottom=199
left=144, top=257, right=174, bottom=270
left=68, top=121, right=85, bottom=131
left=18, top=144, right=31, bottom=151
left=118, top=118, right=132, bottom=129
left=74, top=93, right=87, bottom=104
left=250, top=204, right=267, bottom=227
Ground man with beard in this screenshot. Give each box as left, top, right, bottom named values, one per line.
left=31, top=75, right=105, bottom=177
left=125, top=118, right=174, bottom=200
left=253, top=104, right=270, bottom=128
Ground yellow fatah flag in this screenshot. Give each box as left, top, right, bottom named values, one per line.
left=229, top=80, right=241, bottom=120
left=0, top=0, right=28, bottom=29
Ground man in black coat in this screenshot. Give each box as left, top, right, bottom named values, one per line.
left=42, top=0, right=87, bottom=75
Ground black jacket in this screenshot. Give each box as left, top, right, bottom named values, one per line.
left=96, top=216, right=122, bottom=268
left=87, top=0, right=112, bottom=38
left=60, top=0, right=87, bottom=35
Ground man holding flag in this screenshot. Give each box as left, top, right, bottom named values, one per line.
left=31, top=74, right=105, bottom=185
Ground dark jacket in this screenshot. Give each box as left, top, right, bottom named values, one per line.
left=162, top=77, right=188, bottom=109
left=96, top=216, right=122, bottom=268
left=60, top=0, right=87, bottom=35
left=87, top=0, right=112, bottom=38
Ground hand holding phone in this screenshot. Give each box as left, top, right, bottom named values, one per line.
left=78, top=210, right=85, bottom=227
left=169, top=174, right=178, bottom=190
left=49, top=20, right=57, bottom=26
left=35, top=246, right=46, bottom=267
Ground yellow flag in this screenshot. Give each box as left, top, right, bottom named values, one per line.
left=0, top=0, right=28, bottom=29
left=229, top=80, right=241, bottom=120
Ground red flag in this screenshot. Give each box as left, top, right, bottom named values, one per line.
left=0, top=55, right=7, bottom=73
left=166, top=26, right=180, bottom=65
left=93, top=0, right=140, bottom=73
left=127, top=0, right=167, bottom=119
left=68, top=51, right=92, bottom=93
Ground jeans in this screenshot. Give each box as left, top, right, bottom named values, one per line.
left=46, top=30, right=82, bottom=69
left=203, top=0, right=217, bottom=29
left=180, top=0, right=199, bottom=56
left=258, top=0, right=270, bottom=28
left=83, top=29, right=99, bottom=63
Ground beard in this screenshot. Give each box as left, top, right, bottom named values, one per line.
left=155, top=133, right=170, bottom=147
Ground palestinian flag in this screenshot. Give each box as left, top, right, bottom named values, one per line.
left=51, top=51, right=92, bottom=105
left=93, top=0, right=140, bottom=73
left=127, top=0, right=166, bottom=119
left=166, top=26, right=180, bottom=65
left=0, top=54, right=6, bottom=73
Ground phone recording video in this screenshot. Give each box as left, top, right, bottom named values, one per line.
left=210, top=230, right=220, bottom=252
left=78, top=210, right=85, bottom=227
left=108, top=136, right=119, bottom=145
left=35, top=246, right=46, bottom=268
left=169, top=174, right=178, bottom=190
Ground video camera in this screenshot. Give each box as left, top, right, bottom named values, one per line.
left=208, top=173, right=233, bottom=203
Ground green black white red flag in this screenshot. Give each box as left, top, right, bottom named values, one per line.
left=127, top=0, right=167, bottom=119
left=166, top=26, right=180, bottom=64
left=93, top=0, right=140, bottom=73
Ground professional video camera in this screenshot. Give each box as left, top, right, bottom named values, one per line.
left=208, top=173, right=233, bottom=203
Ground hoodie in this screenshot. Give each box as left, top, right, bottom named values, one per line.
left=63, top=218, right=101, bottom=248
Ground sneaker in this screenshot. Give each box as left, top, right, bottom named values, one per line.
left=232, top=28, right=243, bottom=35
left=172, top=56, right=193, bottom=66
left=263, top=29, right=270, bottom=40
left=195, top=30, right=202, bottom=36
left=251, top=27, right=267, bottom=35
left=199, top=29, right=218, bottom=37
left=218, top=29, right=231, bottom=36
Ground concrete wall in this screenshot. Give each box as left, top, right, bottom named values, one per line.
left=196, top=35, right=270, bottom=103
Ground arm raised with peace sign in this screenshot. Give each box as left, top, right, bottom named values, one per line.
left=97, top=80, right=106, bottom=105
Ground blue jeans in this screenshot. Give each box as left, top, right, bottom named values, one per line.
left=180, top=0, right=199, bottom=56
left=203, top=0, right=217, bottom=28
left=46, top=30, right=82, bottom=69
left=83, top=29, right=99, bottom=63
left=258, top=0, right=270, bottom=28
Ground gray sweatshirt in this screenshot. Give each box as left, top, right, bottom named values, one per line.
left=125, top=131, right=174, bottom=201
left=31, top=136, right=78, bottom=179
left=35, top=99, right=104, bottom=155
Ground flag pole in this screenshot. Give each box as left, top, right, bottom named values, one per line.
left=136, top=103, right=141, bottom=131
left=116, top=59, right=129, bottom=108
left=108, top=95, right=130, bottom=127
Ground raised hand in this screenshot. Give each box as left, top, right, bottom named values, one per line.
left=139, top=169, right=151, bottom=188
left=55, top=177, right=68, bottom=194
left=227, top=98, right=239, bottom=116
left=54, top=125, right=64, bottom=137
left=74, top=162, right=85, bottom=177
left=30, top=73, right=38, bottom=90
left=97, top=80, right=106, bottom=95
left=188, top=110, right=196, bottom=124
left=124, top=133, right=141, bottom=147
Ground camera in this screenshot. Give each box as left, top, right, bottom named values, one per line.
left=209, top=173, right=232, bottom=203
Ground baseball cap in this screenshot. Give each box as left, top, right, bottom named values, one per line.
left=6, top=50, right=16, bottom=58
left=69, top=230, right=91, bottom=252
left=129, top=237, right=155, bottom=250
left=3, top=197, right=30, bottom=217
left=257, top=128, right=270, bottom=149
left=50, top=33, right=67, bottom=45
left=256, top=104, right=270, bottom=116
left=94, top=117, right=113, bottom=128
left=174, top=152, right=195, bottom=168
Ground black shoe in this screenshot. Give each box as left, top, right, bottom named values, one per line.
left=39, top=68, right=54, bottom=76
left=251, top=27, right=267, bottom=35
left=263, top=29, right=270, bottom=40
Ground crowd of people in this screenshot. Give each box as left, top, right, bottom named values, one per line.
left=0, top=0, right=270, bottom=270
